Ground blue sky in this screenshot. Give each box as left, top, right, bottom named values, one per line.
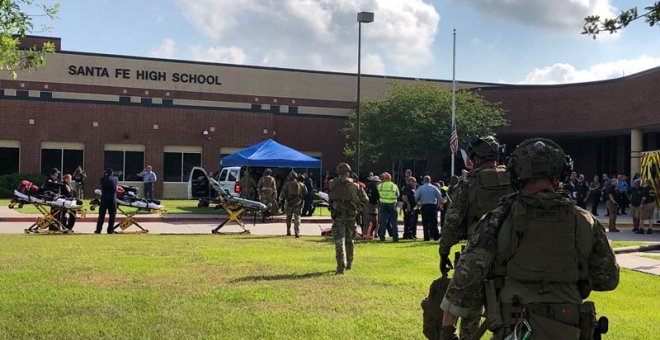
left=33, top=0, right=660, bottom=84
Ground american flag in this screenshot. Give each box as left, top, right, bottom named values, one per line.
left=450, top=121, right=458, bottom=155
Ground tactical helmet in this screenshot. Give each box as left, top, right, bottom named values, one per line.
left=336, top=162, right=352, bottom=175
left=507, top=138, right=573, bottom=182
left=288, top=171, right=298, bottom=180
left=468, top=135, right=501, bottom=161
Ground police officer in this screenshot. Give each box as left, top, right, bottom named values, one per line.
left=439, top=138, right=619, bottom=340
left=438, top=135, right=513, bottom=339
left=328, top=162, right=368, bottom=275
left=280, top=171, right=308, bottom=237
left=95, top=168, right=118, bottom=234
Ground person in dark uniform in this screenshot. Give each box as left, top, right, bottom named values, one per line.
left=401, top=176, right=418, bottom=239
left=95, top=168, right=118, bottom=234
left=301, top=172, right=315, bottom=216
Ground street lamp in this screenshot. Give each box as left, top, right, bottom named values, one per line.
left=356, top=11, right=374, bottom=179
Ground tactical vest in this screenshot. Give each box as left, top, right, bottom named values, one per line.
left=493, top=195, right=591, bottom=293
left=286, top=182, right=303, bottom=201
left=466, top=166, right=512, bottom=236
left=329, top=179, right=358, bottom=210
left=378, top=181, right=398, bottom=204
left=259, top=176, right=275, bottom=192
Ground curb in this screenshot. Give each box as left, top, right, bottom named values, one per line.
left=614, top=243, right=660, bottom=254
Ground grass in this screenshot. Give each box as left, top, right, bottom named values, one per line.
left=642, top=255, right=660, bottom=261
left=0, top=234, right=657, bottom=339
left=610, top=241, right=647, bottom=248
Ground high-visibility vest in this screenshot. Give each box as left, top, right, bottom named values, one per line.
left=378, top=181, right=398, bottom=204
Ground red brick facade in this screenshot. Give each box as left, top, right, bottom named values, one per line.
left=1, top=36, right=659, bottom=196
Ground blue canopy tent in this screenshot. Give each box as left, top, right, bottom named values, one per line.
left=220, top=139, right=321, bottom=168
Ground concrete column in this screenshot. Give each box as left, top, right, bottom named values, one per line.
left=631, top=129, right=643, bottom=176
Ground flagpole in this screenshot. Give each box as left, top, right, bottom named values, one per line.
left=451, top=28, right=456, bottom=175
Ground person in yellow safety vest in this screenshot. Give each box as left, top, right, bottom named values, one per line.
left=377, top=172, right=399, bottom=242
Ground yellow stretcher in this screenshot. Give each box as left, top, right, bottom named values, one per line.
left=211, top=201, right=253, bottom=234
left=11, top=200, right=86, bottom=234
left=640, top=150, right=660, bottom=209
left=90, top=200, right=166, bottom=234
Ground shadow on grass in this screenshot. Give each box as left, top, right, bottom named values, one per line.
left=229, top=235, right=285, bottom=240
left=231, top=270, right=334, bottom=283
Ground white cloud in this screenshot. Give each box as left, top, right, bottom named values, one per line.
left=520, top=55, right=660, bottom=84
left=149, top=38, right=177, bottom=59
left=149, top=38, right=247, bottom=64
left=174, top=0, right=440, bottom=74
left=459, top=0, right=616, bottom=31
left=190, top=46, right=247, bottom=64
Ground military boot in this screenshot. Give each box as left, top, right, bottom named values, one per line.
left=335, top=266, right=344, bottom=275
left=346, top=262, right=352, bottom=270
left=286, top=227, right=292, bottom=236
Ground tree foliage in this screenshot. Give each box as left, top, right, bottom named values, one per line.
left=0, top=0, right=59, bottom=78
left=583, top=2, right=660, bottom=38
left=344, top=81, right=508, bottom=172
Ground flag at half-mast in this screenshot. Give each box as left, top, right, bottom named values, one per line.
left=450, top=121, right=458, bottom=155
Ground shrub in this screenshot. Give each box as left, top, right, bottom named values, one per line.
left=0, top=173, right=47, bottom=198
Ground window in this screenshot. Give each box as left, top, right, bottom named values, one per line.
left=0, top=147, right=20, bottom=175
left=41, top=148, right=84, bottom=176
left=164, top=152, right=201, bottom=182
left=104, top=150, right=144, bottom=181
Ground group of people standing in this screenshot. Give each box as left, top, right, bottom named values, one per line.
left=239, top=168, right=316, bottom=236
left=564, top=171, right=657, bottom=234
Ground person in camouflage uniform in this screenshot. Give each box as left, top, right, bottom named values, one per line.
left=439, top=138, right=619, bottom=340
left=257, top=168, right=278, bottom=219
left=329, top=162, right=368, bottom=275
left=438, top=135, right=513, bottom=339
left=240, top=168, right=257, bottom=200
left=280, top=171, right=308, bottom=237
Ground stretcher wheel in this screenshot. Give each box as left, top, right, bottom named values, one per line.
left=8, top=203, right=15, bottom=209
left=90, top=206, right=96, bottom=211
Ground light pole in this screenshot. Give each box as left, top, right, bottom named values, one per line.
left=356, top=11, right=373, bottom=179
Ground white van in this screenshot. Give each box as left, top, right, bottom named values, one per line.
left=188, top=166, right=242, bottom=203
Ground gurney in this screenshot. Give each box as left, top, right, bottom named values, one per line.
left=9, top=180, right=85, bottom=234
left=90, top=185, right=166, bottom=234
left=211, top=187, right=268, bottom=234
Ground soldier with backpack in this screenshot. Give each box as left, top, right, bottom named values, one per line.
left=438, top=138, right=619, bottom=340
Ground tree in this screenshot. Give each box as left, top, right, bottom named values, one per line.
left=344, top=81, right=508, bottom=175
left=0, top=0, right=59, bottom=78
left=583, top=2, right=660, bottom=38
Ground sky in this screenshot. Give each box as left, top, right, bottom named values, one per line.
left=31, top=0, right=660, bottom=84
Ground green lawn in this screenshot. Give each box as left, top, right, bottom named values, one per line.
left=642, top=254, right=660, bottom=261
left=610, top=241, right=647, bottom=248
left=0, top=235, right=657, bottom=339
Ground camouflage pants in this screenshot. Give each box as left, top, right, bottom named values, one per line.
left=333, top=217, right=356, bottom=272
left=459, top=310, right=481, bottom=340
left=285, top=202, right=303, bottom=235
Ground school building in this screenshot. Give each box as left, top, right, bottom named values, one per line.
left=1, top=36, right=658, bottom=197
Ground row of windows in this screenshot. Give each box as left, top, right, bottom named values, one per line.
left=0, top=147, right=201, bottom=183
